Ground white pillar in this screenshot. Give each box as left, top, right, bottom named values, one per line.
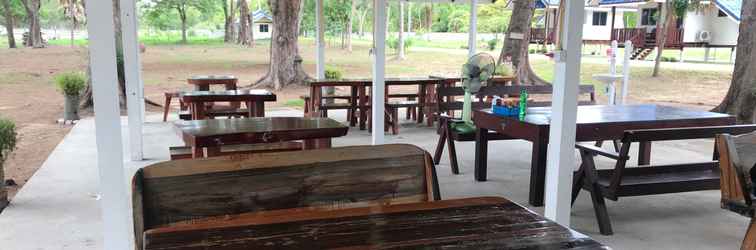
left=621, top=41, right=633, bottom=105
left=467, top=0, right=478, bottom=58
left=316, top=0, right=325, bottom=80
left=84, top=0, right=131, bottom=249
left=544, top=0, right=585, bottom=226
left=121, top=0, right=144, bottom=161
left=372, top=0, right=386, bottom=145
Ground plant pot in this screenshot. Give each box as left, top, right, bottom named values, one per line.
left=63, top=94, right=81, bottom=121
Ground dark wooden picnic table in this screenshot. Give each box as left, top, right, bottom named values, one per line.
left=180, top=89, right=276, bottom=120
left=473, top=104, right=735, bottom=206
left=187, top=75, right=238, bottom=91
left=142, top=196, right=610, bottom=250
left=174, top=117, right=348, bottom=158
left=308, top=77, right=459, bottom=129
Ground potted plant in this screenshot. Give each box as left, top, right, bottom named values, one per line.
left=54, top=71, right=87, bottom=121
left=0, top=118, right=16, bottom=211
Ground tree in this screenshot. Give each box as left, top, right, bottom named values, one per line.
left=238, top=0, right=251, bottom=45
left=1, top=0, right=19, bottom=48
left=346, top=0, right=355, bottom=52
left=397, top=1, right=405, bottom=59
left=498, top=0, right=547, bottom=85
left=58, top=0, right=84, bottom=47
left=714, top=0, right=756, bottom=123
left=652, top=0, right=703, bottom=77
left=254, top=0, right=310, bottom=90
left=21, top=0, right=42, bottom=48
left=146, top=0, right=212, bottom=44
left=222, top=0, right=237, bottom=43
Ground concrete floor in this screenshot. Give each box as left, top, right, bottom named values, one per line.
left=0, top=108, right=748, bottom=249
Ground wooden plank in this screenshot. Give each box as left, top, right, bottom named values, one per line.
left=626, top=125, right=756, bottom=142
left=142, top=197, right=609, bottom=250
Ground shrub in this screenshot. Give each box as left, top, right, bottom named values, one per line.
left=529, top=49, right=536, bottom=54
left=0, top=118, right=15, bottom=165
left=54, top=71, right=87, bottom=97
left=494, top=64, right=513, bottom=77
left=325, top=67, right=343, bottom=80
left=387, top=36, right=414, bottom=52
left=486, top=38, right=498, bottom=51
left=661, top=56, right=679, bottom=62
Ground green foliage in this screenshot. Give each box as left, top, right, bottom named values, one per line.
left=325, top=66, right=343, bottom=80
left=0, top=118, right=15, bottom=165
left=387, top=36, right=414, bottom=52
left=624, top=12, right=638, bottom=28
left=478, top=1, right=510, bottom=33
left=486, top=38, right=498, bottom=51
left=54, top=71, right=87, bottom=96
left=661, top=56, right=679, bottom=62
left=494, top=64, right=513, bottom=77
left=446, top=8, right=469, bottom=32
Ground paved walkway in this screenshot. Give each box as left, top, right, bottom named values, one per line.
left=0, top=108, right=748, bottom=249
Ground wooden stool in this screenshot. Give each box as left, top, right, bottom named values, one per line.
left=163, top=92, right=184, bottom=122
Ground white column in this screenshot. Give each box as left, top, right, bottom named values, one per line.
left=121, top=0, right=144, bottom=161
left=316, top=0, right=325, bottom=80
left=467, top=0, right=478, bottom=58
left=544, top=0, right=585, bottom=226
left=372, top=0, right=386, bottom=145
left=621, top=41, right=633, bottom=105
left=84, top=0, right=131, bottom=249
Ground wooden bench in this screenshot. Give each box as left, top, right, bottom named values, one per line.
left=718, top=130, right=756, bottom=249
left=573, top=125, right=756, bottom=235
left=168, top=141, right=304, bottom=160
left=132, top=144, right=441, bottom=249
left=434, top=84, right=596, bottom=174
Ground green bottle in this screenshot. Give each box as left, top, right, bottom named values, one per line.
left=519, top=89, right=528, bottom=120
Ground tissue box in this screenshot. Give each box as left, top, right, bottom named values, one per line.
left=493, top=105, right=520, bottom=117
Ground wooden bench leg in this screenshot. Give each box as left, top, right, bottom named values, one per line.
left=390, top=108, right=399, bottom=135
left=446, top=128, right=460, bottom=175
left=743, top=218, right=756, bottom=250
left=581, top=151, right=613, bottom=235
left=433, top=123, right=447, bottom=165
left=163, top=94, right=172, bottom=122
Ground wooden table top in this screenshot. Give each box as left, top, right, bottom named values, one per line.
left=175, top=117, right=349, bottom=147
left=143, top=196, right=610, bottom=250
left=179, top=89, right=276, bottom=102
left=477, top=104, right=733, bottom=126
left=308, top=76, right=455, bottom=87
left=187, top=75, right=237, bottom=84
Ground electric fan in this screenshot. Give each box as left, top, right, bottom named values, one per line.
left=452, top=53, right=496, bottom=134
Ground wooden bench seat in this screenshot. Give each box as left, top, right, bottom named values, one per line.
left=169, top=141, right=304, bottom=160
left=717, top=130, right=756, bottom=249
left=178, top=108, right=252, bottom=120
left=133, top=144, right=441, bottom=249
left=573, top=125, right=756, bottom=235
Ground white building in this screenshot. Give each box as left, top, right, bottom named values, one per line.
left=250, top=9, right=272, bottom=40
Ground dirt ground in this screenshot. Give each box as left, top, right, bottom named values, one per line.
left=0, top=43, right=734, bottom=202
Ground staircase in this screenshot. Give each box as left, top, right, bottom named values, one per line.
left=630, top=33, right=656, bottom=60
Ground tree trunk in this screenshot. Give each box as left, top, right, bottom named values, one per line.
left=652, top=2, right=671, bottom=77
left=254, top=0, right=310, bottom=90
left=358, top=8, right=367, bottom=38
left=70, top=14, right=77, bottom=47
left=22, top=0, right=43, bottom=48
left=714, top=0, right=756, bottom=123
left=238, top=0, right=251, bottom=45
left=297, top=0, right=304, bottom=35
left=223, top=0, right=237, bottom=43
left=424, top=4, right=432, bottom=30
left=82, top=0, right=128, bottom=109
left=385, top=2, right=390, bottom=37
left=178, top=5, right=188, bottom=44
left=347, top=0, right=355, bottom=52
left=499, top=0, right=547, bottom=85
left=397, top=1, right=405, bottom=59
left=407, top=2, right=411, bottom=33
left=1, top=0, right=16, bottom=48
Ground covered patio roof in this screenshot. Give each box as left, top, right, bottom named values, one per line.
left=82, top=0, right=588, bottom=248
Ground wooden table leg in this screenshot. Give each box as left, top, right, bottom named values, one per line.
left=529, top=129, right=549, bottom=207
left=206, top=146, right=221, bottom=157
left=246, top=101, right=254, bottom=117
left=255, top=101, right=265, bottom=117
left=474, top=127, right=489, bottom=181
left=349, top=86, right=358, bottom=127
left=304, top=138, right=332, bottom=149
left=359, top=86, right=367, bottom=130
left=163, top=93, right=172, bottom=122
left=417, top=84, right=427, bottom=124
left=191, top=146, right=203, bottom=158
left=638, top=141, right=652, bottom=165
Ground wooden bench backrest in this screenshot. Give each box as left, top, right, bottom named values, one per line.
left=132, top=144, right=439, bottom=249
left=718, top=131, right=756, bottom=217
left=436, top=84, right=596, bottom=113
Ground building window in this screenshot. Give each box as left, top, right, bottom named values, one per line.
left=259, top=24, right=269, bottom=33
left=641, top=8, right=658, bottom=26
left=592, top=12, right=608, bottom=26
left=718, top=10, right=728, bottom=17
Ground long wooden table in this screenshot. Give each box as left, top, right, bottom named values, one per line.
left=174, top=117, right=348, bottom=158
left=473, top=104, right=735, bottom=206
left=180, top=89, right=276, bottom=119
left=187, top=75, right=238, bottom=91
left=143, top=196, right=610, bottom=250
left=308, top=77, right=458, bottom=129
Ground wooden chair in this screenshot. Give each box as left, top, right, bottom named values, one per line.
left=433, top=84, right=597, bottom=174
left=573, top=125, right=756, bottom=235
left=718, top=130, right=756, bottom=250
left=132, top=144, right=441, bottom=249
left=162, top=92, right=187, bottom=122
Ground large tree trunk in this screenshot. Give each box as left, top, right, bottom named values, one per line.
left=254, top=0, right=310, bottom=90
left=178, top=5, right=188, bottom=44
left=499, top=0, right=547, bottom=85
left=397, top=1, right=405, bottom=59
left=346, top=0, right=355, bottom=52
left=652, top=2, right=672, bottom=77
left=714, top=0, right=756, bottom=123
left=358, top=8, right=367, bottom=38
left=21, top=0, right=43, bottom=48
left=238, top=0, right=251, bottom=45
left=424, top=3, right=432, bottom=31
left=223, top=0, right=237, bottom=43
left=1, top=0, right=16, bottom=48
left=70, top=9, right=78, bottom=47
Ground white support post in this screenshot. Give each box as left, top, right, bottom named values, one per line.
left=316, top=0, right=325, bottom=80
left=621, top=41, right=633, bottom=105
left=121, top=0, right=144, bottom=161
left=704, top=47, right=711, bottom=62
left=467, top=0, right=478, bottom=58
left=544, top=0, right=585, bottom=226
left=372, top=0, right=386, bottom=145
left=84, top=0, right=131, bottom=249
